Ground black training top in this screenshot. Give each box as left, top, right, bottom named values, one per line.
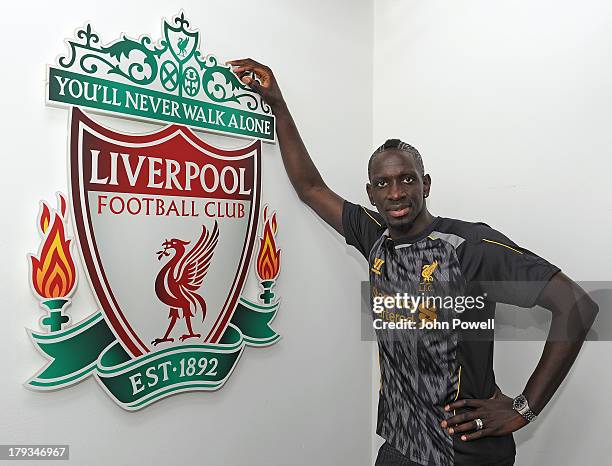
left=342, top=201, right=560, bottom=466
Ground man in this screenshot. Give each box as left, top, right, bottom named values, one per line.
left=227, top=58, right=599, bottom=466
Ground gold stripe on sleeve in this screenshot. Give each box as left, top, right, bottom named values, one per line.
left=482, top=238, right=524, bottom=255
left=361, top=206, right=382, bottom=227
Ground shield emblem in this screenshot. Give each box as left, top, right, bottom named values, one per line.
left=69, top=108, right=261, bottom=358
left=163, top=19, right=199, bottom=64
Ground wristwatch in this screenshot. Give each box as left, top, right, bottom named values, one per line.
left=512, top=394, right=537, bottom=422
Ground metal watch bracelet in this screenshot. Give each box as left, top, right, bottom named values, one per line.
left=512, top=394, right=538, bottom=422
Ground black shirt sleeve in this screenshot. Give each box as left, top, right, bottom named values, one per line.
left=460, top=224, right=561, bottom=308
left=342, top=200, right=386, bottom=260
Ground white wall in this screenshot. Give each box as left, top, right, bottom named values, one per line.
left=0, top=1, right=374, bottom=465
left=373, top=1, right=612, bottom=464
left=4, top=1, right=607, bottom=465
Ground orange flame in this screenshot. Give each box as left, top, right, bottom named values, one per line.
left=39, top=203, right=51, bottom=234
left=256, top=207, right=280, bottom=280
left=30, top=194, right=77, bottom=299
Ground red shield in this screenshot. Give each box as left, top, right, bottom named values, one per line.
left=69, top=108, right=261, bottom=357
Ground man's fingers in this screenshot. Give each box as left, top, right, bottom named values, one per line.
left=226, top=58, right=266, bottom=73
left=232, top=69, right=251, bottom=81
left=228, top=66, right=262, bottom=90
left=448, top=419, right=482, bottom=434
left=242, top=76, right=262, bottom=93
left=228, top=64, right=255, bottom=79
left=230, top=64, right=266, bottom=82
left=445, top=398, right=484, bottom=411
left=460, top=428, right=490, bottom=442
left=442, top=410, right=480, bottom=428
left=226, top=58, right=281, bottom=104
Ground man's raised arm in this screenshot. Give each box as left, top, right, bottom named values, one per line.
left=227, top=59, right=345, bottom=235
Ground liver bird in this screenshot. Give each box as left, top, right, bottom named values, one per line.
left=421, top=260, right=439, bottom=283
left=152, top=222, right=219, bottom=346
left=177, top=37, right=189, bottom=57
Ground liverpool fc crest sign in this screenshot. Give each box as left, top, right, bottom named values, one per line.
left=26, top=13, right=281, bottom=410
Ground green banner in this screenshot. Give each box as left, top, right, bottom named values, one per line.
left=47, top=67, right=275, bottom=141
left=26, top=298, right=279, bottom=410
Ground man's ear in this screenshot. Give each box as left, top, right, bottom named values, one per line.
left=366, top=183, right=375, bottom=206
left=423, top=174, right=431, bottom=198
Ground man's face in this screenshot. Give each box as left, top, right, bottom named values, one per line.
left=366, top=150, right=431, bottom=233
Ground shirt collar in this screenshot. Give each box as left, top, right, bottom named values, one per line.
left=383, top=216, right=441, bottom=247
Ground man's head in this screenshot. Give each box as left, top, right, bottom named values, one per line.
left=366, top=139, right=431, bottom=235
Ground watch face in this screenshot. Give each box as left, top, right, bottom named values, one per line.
left=513, top=396, right=526, bottom=410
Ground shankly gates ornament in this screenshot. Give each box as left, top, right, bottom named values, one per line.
left=47, top=11, right=275, bottom=141
left=26, top=12, right=281, bottom=411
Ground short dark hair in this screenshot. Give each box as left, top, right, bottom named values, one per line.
left=368, top=139, right=424, bottom=179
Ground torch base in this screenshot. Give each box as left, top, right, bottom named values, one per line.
left=41, top=298, right=71, bottom=332
left=259, top=280, right=276, bottom=305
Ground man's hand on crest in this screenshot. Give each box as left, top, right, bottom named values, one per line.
left=227, top=58, right=284, bottom=108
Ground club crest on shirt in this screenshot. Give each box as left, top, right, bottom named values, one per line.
left=419, top=260, right=438, bottom=291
